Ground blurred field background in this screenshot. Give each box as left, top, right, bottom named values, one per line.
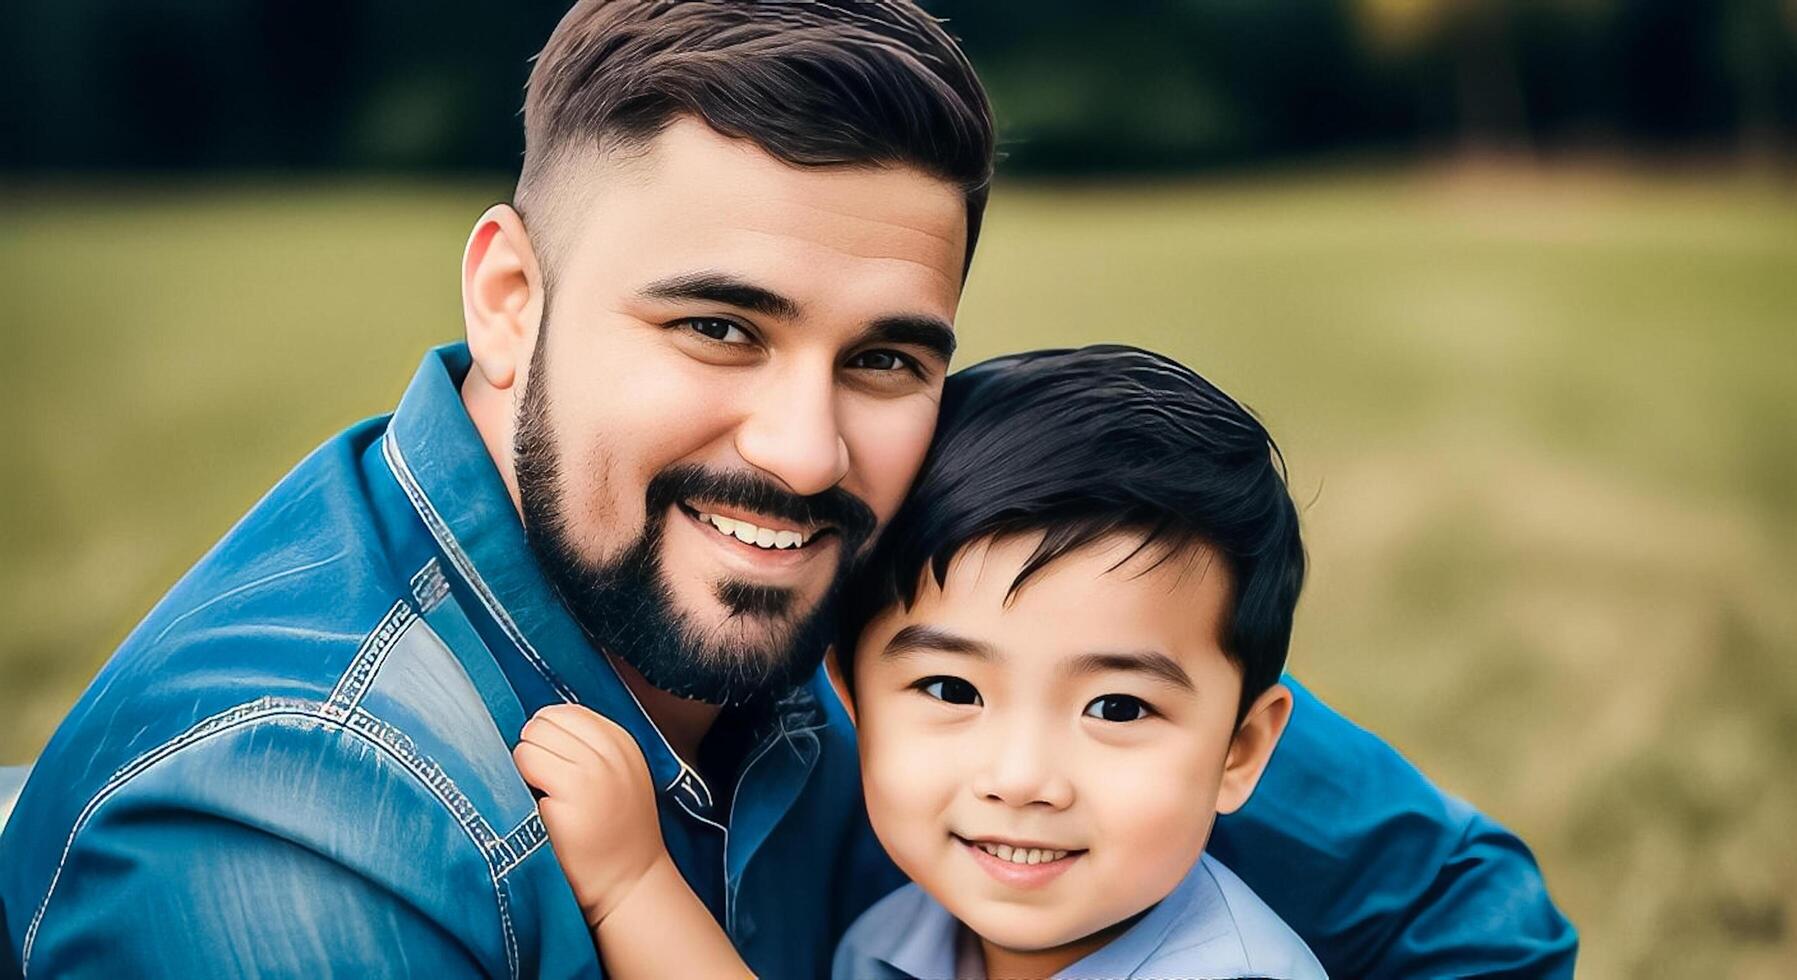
left=5, top=1, right=1797, bottom=977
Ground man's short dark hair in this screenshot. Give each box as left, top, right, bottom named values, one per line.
left=838, top=345, right=1306, bottom=722
left=517, top=0, right=995, bottom=274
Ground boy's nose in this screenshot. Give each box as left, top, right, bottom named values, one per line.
left=970, top=729, right=1075, bottom=810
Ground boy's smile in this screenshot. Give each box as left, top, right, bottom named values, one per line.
left=853, top=531, right=1291, bottom=969
left=954, top=834, right=1085, bottom=889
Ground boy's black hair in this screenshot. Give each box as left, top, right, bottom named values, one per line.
left=838, top=345, right=1305, bottom=722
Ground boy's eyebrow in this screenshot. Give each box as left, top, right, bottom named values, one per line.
left=880, top=624, right=999, bottom=662
left=1066, top=651, right=1196, bottom=692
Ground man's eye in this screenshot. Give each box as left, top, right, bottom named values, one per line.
left=847, top=349, right=915, bottom=373
left=1083, top=695, right=1151, bottom=723
left=681, top=317, right=752, bottom=344
left=916, top=676, right=982, bottom=706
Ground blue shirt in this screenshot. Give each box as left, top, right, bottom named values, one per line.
left=0, top=344, right=1576, bottom=978
left=834, top=853, right=1328, bottom=979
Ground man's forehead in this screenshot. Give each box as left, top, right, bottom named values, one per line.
left=571, top=119, right=968, bottom=298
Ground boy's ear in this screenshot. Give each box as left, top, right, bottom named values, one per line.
left=1216, top=682, right=1293, bottom=815
left=824, top=646, right=857, bottom=726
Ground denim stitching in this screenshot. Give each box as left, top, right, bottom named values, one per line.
left=323, top=600, right=416, bottom=720
left=409, top=557, right=453, bottom=614
left=21, top=700, right=517, bottom=978
left=380, top=432, right=578, bottom=703
left=495, top=872, right=519, bottom=979
left=340, top=706, right=503, bottom=855
left=382, top=430, right=712, bottom=808
left=495, top=813, right=550, bottom=878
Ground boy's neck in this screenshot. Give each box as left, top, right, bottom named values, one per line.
left=967, top=916, right=1135, bottom=980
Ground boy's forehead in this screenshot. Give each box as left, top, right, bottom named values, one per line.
left=877, top=532, right=1232, bottom=661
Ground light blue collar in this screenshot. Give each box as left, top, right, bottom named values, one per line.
left=855, top=853, right=1318, bottom=979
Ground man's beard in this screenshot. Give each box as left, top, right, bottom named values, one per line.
left=512, top=340, right=876, bottom=707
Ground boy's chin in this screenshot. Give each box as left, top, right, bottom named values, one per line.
left=951, top=906, right=1089, bottom=955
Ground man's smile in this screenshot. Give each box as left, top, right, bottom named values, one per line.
left=673, top=502, right=840, bottom=575
left=680, top=500, right=834, bottom=550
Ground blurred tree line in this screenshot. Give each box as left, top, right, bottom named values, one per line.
left=4, top=0, right=1795, bottom=174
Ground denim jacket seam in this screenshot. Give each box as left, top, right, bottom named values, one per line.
left=493, top=812, right=551, bottom=878
left=22, top=675, right=523, bottom=978
left=322, top=598, right=416, bottom=720
left=383, top=428, right=724, bottom=817
left=380, top=429, right=578, bottom=704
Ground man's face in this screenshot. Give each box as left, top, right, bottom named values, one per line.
left=515, top=119, right=966, bottom=705
left=852, top=533, right=1251, bottom=957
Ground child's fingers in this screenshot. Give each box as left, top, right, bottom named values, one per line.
left=512, top=741, right=585, bottom=798
left=539, top=705, right=646, bottom=772
left=519, top=715, right=600, bottom=768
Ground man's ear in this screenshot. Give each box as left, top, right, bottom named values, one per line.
left=462, top=203, right=546, bottom=392
left=1216, top=682, right=1293, bottom=815
left=824, top=647, right=857, bottom=726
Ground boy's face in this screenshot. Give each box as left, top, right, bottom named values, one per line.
left=853, top=533, right=1290, bottom=956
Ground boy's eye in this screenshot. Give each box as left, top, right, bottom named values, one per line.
left=1083, top=694, right=1150, bottom=723
left=916, top=676, right=982, bottom=706
left=680, top=317, right=753, bottom=344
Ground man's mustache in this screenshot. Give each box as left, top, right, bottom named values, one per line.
left=644, top=463, right=878, bottom=553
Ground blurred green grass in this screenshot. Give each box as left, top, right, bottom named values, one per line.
left=3, top=169, right=1794, bottom=977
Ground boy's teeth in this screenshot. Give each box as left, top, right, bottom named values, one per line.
left=976, top=842, right=1070, bottom=865
left=697, top=512, right=808, bottom=550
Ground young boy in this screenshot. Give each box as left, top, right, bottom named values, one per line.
left=515, top=345, right=1326, bottom=978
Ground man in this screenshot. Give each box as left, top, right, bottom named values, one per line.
left=0, top=2, right=1576, bottom=977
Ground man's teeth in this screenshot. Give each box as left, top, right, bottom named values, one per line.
left=975, top=842, right=1070, bottom=865
left=696, top=512, right=810, bottom=550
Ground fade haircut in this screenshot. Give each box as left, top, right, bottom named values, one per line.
left=516, top=0, right=995, bottom=274
left=838, top=345, right=1307, bottom=723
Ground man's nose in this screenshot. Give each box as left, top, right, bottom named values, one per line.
left=733, top=361, right=850, bottom=497
left=970, top=721, right=1075, bottom=810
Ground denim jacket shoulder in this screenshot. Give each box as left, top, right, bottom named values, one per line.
left=0, top=419, right=590, bottom=978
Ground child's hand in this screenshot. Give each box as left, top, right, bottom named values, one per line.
left=513, top=704, right=667, bottom=928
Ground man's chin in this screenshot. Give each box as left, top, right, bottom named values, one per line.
left=609, top=590, right=831, bottom=704
left=673, top=592, right=817, bottom=658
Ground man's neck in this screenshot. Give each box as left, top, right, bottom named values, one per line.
left=607, top=653, right=722, bottom=767
left=461, top=367, right=525, bottom=514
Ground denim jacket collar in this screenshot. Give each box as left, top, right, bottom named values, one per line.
left=379, top=342, right=725, bottom=810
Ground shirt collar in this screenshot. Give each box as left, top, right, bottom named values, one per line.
left=856, top=855, right=1231, bottom=979
left=861, top=886, right=963, bottom=980
left=380, top=342, right=716, bottom=809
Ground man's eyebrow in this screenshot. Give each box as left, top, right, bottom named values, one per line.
left=1066, top=651, right=1196, bottom=692
left=640, top=272, right=802, bottom=320
left=852, top=314, right=957, bottom=364
left=880, top=624, right=998, bottom=662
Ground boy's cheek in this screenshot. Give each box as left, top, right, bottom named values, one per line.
left=1078, top=751, right=1221, bottom=880
left=860, top=719, right=960, bottom=830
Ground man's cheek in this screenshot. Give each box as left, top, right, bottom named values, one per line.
left=844, top=402, right=938, bottom=516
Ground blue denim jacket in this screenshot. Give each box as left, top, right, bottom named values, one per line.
left=0, top=344, right=1575, bottom=979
